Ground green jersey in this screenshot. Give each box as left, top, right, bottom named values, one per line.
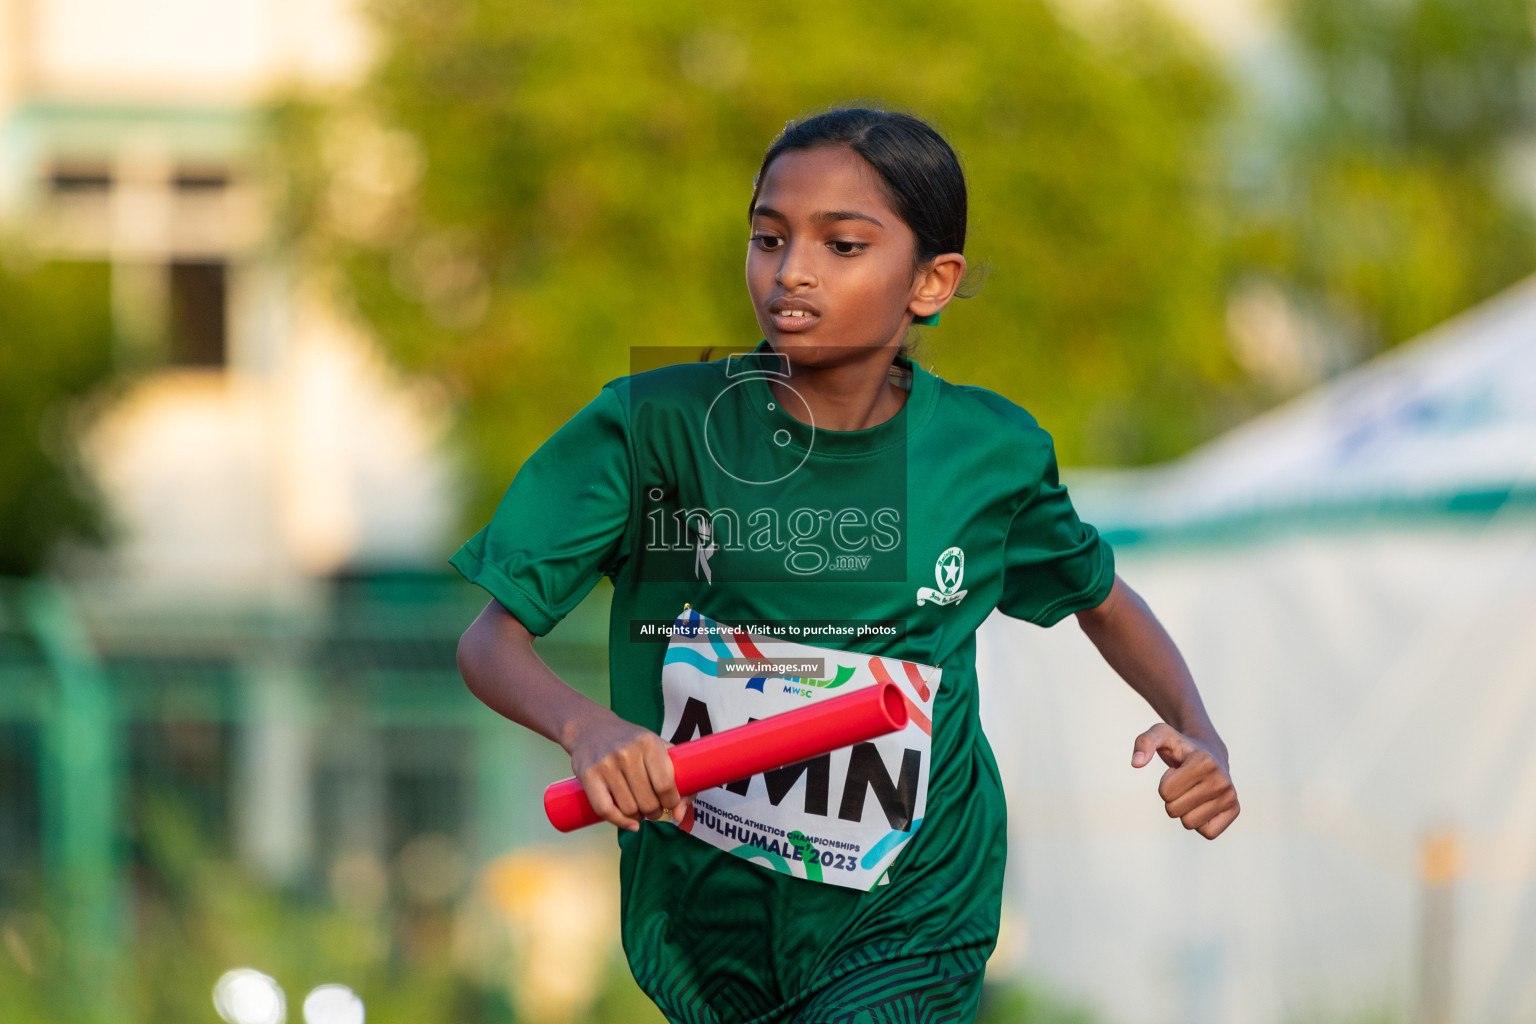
left=452, top=344, right=1114, bottom=1023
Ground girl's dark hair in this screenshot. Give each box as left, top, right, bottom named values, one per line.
left=749, top=107, right=964, bottom=360
left=749, top=107, right=968, bottom=266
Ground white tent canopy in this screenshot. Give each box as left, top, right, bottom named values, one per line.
left=1079, top=273, right=1536, bottom=541
left=977, top=278, right=1536, bottom=1024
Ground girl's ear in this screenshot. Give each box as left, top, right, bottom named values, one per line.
left=909, top=253, right=967, bottom=323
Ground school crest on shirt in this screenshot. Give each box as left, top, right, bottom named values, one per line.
left=916, top=546, right=967, bottom=607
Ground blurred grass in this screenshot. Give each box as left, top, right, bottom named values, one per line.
left=978, top=982, right=1101, bottom=1024
left=0, top=789, right=664, bottom=1024
left=0, top=787, right=1109, bottom=1024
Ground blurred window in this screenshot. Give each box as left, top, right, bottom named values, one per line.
left=168, top=260, right=228, bottom=367
left=173, top=167, right=228, bottom=192
left=49, top=162, right=112, bottom=194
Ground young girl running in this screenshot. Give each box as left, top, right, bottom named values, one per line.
left=454, top=107, right=1239, bottom=1023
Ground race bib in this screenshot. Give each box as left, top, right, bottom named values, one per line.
left=659, top=606, right=941, bottom=891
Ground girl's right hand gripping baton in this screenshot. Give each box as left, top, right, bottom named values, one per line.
left=543, top=681, right=910, bottom=832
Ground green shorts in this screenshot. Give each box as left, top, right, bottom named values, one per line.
left=791, top=955, right=985, bottom=1023
left=626, top=824, right=997, bottom=1024
left=644, top=934, right=989, bottom=1024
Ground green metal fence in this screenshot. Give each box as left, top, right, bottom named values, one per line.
left=0, top=573, right=612, bottom=1021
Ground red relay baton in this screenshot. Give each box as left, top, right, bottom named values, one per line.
left=543, top=681, right=910, bottom=832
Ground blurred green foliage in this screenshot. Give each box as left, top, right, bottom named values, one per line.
left=275, top=0, right=1245, bottom=529
left=1234, top=0, right=1536, bottom=355
left=0, top=259, right=114, bottom=576
left=273, top=0, right=1536, bottom=533
left=2, top=0, right=1531, bottom=574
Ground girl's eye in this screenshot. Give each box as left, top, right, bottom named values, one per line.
left=829, top=240, right=867, bottom=256
left=751, top=234, right=784, bottom=251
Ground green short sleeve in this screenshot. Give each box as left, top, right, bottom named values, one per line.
left=996, top=443, right=1115, bottom=627
left=449, top=386, right=632, bottom=636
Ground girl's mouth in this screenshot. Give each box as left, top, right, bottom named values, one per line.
left=770, top=308, right=820, bottom=333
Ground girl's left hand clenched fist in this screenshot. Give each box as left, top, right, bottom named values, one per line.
left=1132, top=723, right=1239, bottom=839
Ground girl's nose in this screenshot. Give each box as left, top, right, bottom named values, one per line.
left=774, top=241, right=817, bottom=290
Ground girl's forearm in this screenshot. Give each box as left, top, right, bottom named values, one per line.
left=1075, top=576, right=1227, bottom=763
left=457, top=599, right=685, bottom=831
left=456, top=599, right=611, bottom=753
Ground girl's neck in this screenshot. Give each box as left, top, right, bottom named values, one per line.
left=766, top=345, right=910, bottom=432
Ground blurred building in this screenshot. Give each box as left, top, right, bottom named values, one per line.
left=0, top=3, right=599, bottom=977
left=0, top=0, right=453, bottom=589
